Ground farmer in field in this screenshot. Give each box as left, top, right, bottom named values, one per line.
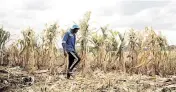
left=62, top=24, right=81, bottom=79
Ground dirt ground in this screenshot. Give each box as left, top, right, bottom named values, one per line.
left=0, top=66, right=176, bottom=92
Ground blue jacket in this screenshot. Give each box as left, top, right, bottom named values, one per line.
left=62, top=30, right=76, bottom=52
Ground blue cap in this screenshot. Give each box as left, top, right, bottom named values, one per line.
left=71, top=24, right=80, bottom=29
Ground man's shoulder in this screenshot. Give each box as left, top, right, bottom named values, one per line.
left=66, top=30, right=74, bottom=37
left=64, top=31, right=70, bottom=37
left=65, top=30, right=71, bottom=34
left=65, top=31, right=69, bottom=34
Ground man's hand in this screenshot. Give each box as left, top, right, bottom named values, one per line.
left=64, top=51, right=67, bottom=57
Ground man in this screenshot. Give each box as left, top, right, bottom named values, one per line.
left=62, top=24, right=81, bottom=79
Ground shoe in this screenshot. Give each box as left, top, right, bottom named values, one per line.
left=66, top=72, right=75, bottom=79
left=67, top=73, right=71, bottom=79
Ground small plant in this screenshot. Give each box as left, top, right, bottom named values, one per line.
left=18, top=28, right=37, bottom=71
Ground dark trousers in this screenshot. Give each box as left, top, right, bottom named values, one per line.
left=67, top=51, right=81, bottom=72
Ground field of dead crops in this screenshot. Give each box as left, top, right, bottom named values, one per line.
left=0, top=11, right=176, bottom=92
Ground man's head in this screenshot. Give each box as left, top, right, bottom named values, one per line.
left=71, top=25, right=80, bottom=34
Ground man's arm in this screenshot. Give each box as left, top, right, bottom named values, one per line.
left=62, top=32, right=68, bottom=56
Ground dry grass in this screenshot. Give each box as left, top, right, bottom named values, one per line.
left=2, top=66, right=175, bottom=92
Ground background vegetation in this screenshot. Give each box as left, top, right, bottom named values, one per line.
left=0, top=11, right=176, bottom=77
